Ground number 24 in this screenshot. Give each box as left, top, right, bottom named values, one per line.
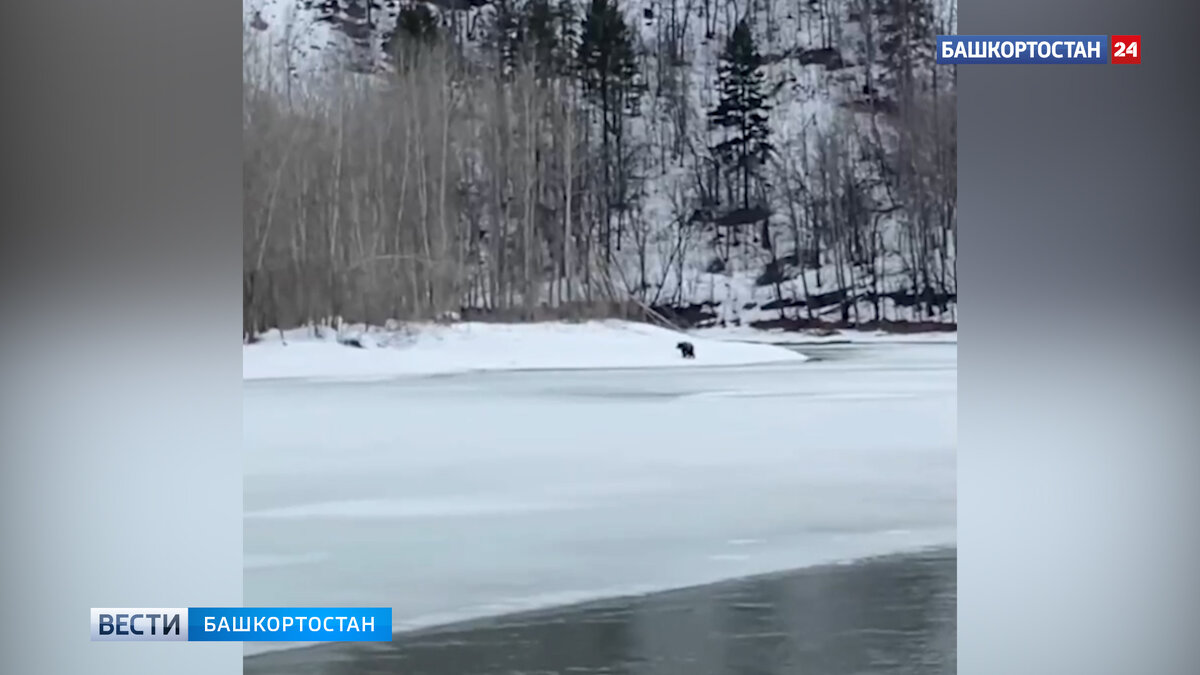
left=1114, top=41, right=1138, bottom=58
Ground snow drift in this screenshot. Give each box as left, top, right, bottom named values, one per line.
left=243, top=320, right=807, bottom=380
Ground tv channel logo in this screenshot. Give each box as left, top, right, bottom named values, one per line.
left=91, top=608, right=189, bottom=642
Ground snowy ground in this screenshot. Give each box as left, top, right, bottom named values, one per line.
left=243, top=320, right=807, bottom=381
left=243, top=340, right=956, bottom=657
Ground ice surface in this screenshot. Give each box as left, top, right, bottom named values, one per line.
left=693, top=326, right=960, bottom=345
left=244, top=342, right=955, bottom=656
left=243, top=320, right=807, bottom=381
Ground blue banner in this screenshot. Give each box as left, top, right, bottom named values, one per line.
left=187, top=607, right=392, bottom=642
left=937, top=35, right=1109, bottom=64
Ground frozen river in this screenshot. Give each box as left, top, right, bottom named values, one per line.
left=243, top=342, right=956, bottom=657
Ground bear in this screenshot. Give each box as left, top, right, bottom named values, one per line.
left=676, top=341, right=696, bottom=359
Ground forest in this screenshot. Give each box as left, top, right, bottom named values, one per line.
left=243, top=0, right=957, bottom=338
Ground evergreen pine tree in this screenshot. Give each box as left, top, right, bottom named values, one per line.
left=524, top=0, right=557, bottom=72
left=875, top=0, right=936, bottom=100
left=517, top=0, right=577, bottom=78
left=577, top=0, right=641, bottom=258
left=708, top=18, right=773, bottom=210
left=386, top=3, right=440, bottom=68
left=488, top=0, right=527, bottom=78
left=577, top=0, right=640, bottom=113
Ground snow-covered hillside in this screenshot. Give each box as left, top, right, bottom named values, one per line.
left=243, top=0, right=957, bottom=334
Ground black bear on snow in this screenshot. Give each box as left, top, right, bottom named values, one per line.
left=676, top=341, right=696, bottom=359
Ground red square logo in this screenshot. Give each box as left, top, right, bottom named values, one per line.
left=1111, top=35, right=1141, bottom=64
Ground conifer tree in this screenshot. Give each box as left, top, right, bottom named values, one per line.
left=875, top=0, right=936, bottom=100
left=522, top=0, right=568, bottom=77
left=488, top=0, right=527, bottom=78
left=386, top=3, right=440, bottom=68
left=708, top=18, right=773, bottom=210
left=577, top=0, right=641, bottom=259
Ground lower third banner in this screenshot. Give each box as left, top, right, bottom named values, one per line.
left=90, top=607, right=392, bottom=642
left=188, top=607, right=392, bottom=642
